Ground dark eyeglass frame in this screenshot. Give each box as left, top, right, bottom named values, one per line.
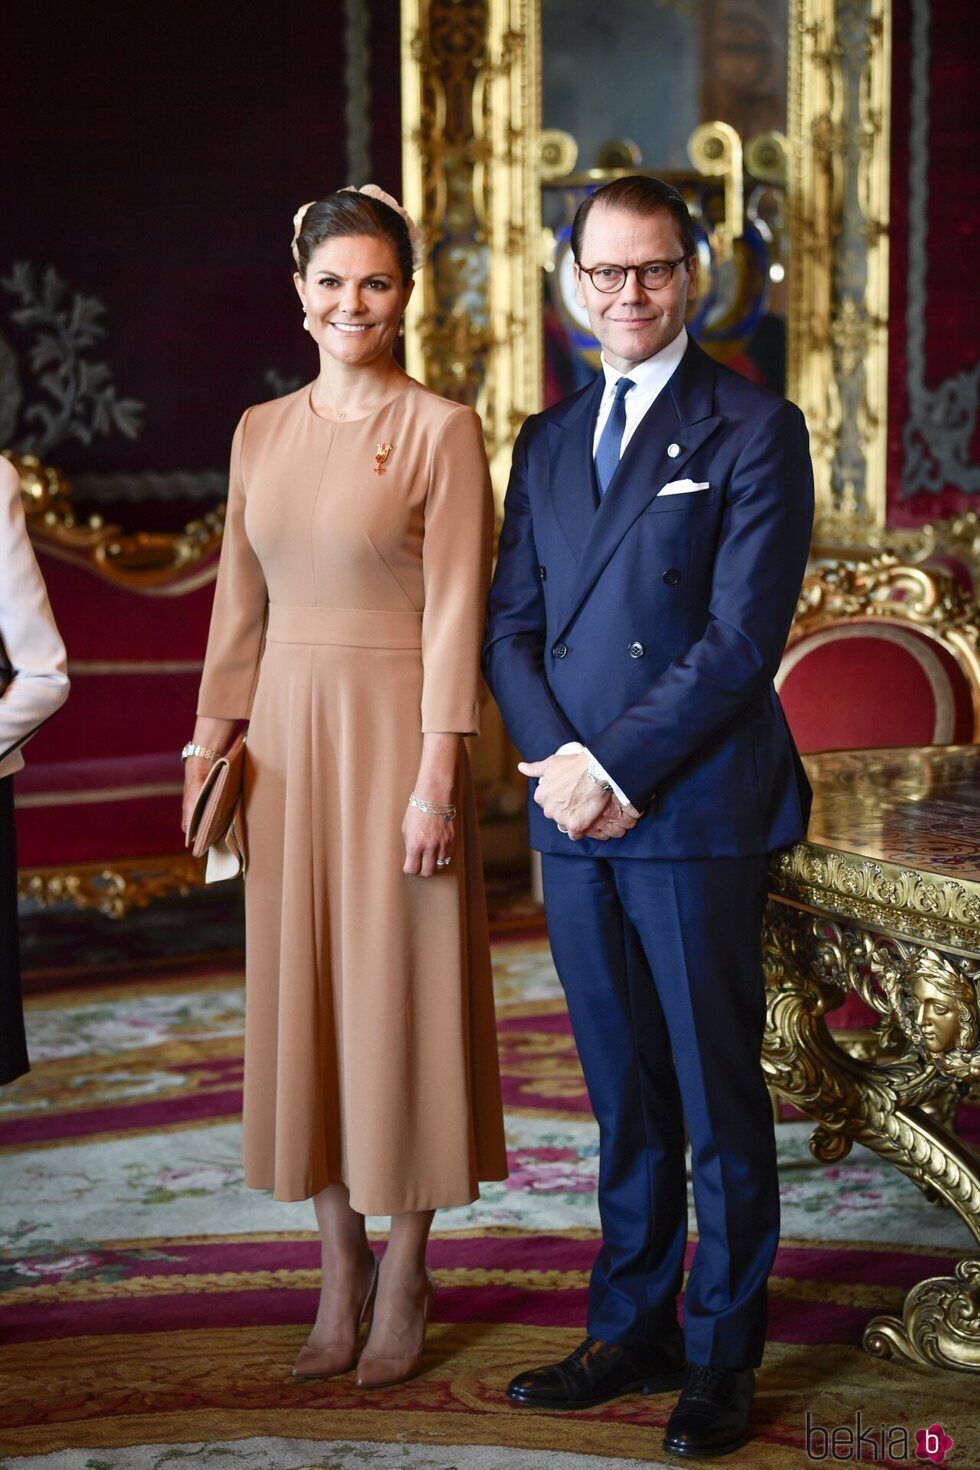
left=577, top=257, right=691, bottom=293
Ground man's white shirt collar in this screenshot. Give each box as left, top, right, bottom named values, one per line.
left=594, top=327, right=689, bottom=455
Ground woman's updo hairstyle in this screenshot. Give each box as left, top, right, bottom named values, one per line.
left=293, top=190, right=416, bottom=284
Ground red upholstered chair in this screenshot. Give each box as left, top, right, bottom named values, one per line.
left=778, top=556, right=980, bottom=754
left=776, top=555, right=980, bottom=1044
left=8, top=454, right=223, bottom=917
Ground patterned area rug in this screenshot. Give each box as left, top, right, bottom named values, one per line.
left=2, top=936, right=979, bottom=1467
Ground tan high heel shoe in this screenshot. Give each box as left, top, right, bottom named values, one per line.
left=356, top=1270, right=433, bottom=1390
left=292, top=1255, right=379, bottom=1379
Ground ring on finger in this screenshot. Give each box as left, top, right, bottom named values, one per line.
left=436, top=856, right=452, bottom=867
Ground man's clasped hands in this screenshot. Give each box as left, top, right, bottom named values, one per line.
left=517, top=751, right=642, bottom=842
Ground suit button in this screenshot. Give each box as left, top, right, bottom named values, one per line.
left=628, top=641, right=645, bottom=659
left=552, top=643, right=568, bottom=659
left=663, top=568, right=682, bottom=585
left=538, top=565, right=547, bottom=580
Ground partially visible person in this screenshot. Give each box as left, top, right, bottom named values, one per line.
left=0, top=455, right=70, bottom=1085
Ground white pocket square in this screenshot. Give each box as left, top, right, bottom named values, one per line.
left=658, top=479, right=710, bottom=496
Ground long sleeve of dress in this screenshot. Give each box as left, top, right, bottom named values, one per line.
left=420, top=406, right=494, bottom=734
left=0, top=459, right=69, bottom=775
left=197, top=411, right=269, bottom=720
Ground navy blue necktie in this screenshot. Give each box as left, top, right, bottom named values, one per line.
left=594, top=376, right=635, bottom=498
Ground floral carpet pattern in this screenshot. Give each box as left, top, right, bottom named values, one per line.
left=1, top=935, right=979, bottom=1467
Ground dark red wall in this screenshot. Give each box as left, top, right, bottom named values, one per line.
left=3, top=0, right=402, bottom=479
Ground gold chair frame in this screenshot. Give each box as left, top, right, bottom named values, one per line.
left=7, top=452, right=217, bottom=917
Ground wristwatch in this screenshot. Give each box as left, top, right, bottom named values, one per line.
left=181, top=742, right=220, bottom=763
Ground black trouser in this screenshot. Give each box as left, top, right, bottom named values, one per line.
left=0, top=776, right=28, bottom=1085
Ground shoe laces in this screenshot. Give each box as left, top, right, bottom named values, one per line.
left=683, top=1364, right=729, bottom=1403
left=567, top=1335, right=606, bottom=1366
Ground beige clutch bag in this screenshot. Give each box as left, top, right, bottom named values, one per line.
left=185, top=732, right=248, bottom=882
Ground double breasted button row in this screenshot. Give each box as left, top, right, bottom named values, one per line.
left=554, top=640, right=647, bottom=659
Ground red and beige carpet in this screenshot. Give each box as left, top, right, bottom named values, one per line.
left=2, top=931, right=979, bottom=1468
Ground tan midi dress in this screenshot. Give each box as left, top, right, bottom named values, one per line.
left=197, top=380, right=507, bottom=1212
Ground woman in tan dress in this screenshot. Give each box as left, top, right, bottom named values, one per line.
left=181, top=187, right=507, bottom=1388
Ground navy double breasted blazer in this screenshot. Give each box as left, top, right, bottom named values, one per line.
left=483, top=338, right=814, bottom=859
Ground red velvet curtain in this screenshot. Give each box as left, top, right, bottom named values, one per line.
left=886, top=0, right=980, bottom=525
left=3, top=1, right=401, bottom=489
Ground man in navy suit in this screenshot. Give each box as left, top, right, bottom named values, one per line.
left=483, top=177, right=813, bottom=1458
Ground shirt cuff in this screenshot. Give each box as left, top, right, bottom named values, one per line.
left=556, top=741, right=631, bottom=807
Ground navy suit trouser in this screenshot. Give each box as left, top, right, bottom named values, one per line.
left=541, top=850, right=779, bottom=1370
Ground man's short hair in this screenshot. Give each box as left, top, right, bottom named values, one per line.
left=571, top=175, right=698, bottom=263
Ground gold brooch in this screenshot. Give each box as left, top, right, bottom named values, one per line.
left=373, top=442, right=393, bottom=475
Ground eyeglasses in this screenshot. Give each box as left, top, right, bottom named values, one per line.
left=578, top=258, right=690, bottom=293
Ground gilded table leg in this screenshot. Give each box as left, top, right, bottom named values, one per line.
left=863, top=1261, right=980, bottom=1371
left=762, top=899, right=980, bottom=1373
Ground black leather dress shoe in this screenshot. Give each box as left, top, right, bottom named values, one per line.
left=663, top=1364, right=755, bottom=1457
left=506, top=1334, right=686, bottom=1410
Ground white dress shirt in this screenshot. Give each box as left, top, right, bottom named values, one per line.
left=558, top=328, right=689, bottom=809
left=0, top=458, right=69, bottom=777
left=591, top=327, right=688, bottom=457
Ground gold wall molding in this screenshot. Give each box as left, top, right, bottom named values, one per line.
left=400, top=0, right=542, bottom=504
left=788, top=0, right=892, bottom=539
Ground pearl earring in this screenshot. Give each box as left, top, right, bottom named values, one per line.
left=302, top=311, right=309, bottom=332
left=398, top=317, right=405, bottom=338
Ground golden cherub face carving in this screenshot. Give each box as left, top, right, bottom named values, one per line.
left=912, top=977, right=963, bottom=1053
left=885, top=948, right=980, bottom=1078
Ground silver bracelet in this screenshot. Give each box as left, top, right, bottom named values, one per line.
left=587, top=759, right=613, bottom=794
left=409, top=793, right=456, bottom=821
left=181, top=742, right=220, bottom=763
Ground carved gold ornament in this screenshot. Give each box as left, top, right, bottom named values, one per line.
left=401, top=0, right=543, bottom=511
left=787, top=0, right=892, bottom=539
left=763, top=900, right=980, bottom=1372
left=865, top=1262, right=980, bottom=1372
left=4, top=451, right=223, bottom=593
left=18, top=856, right=206, bottom=921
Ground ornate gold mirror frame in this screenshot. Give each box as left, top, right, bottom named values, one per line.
left=400, top=0, right=892, bottom=542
